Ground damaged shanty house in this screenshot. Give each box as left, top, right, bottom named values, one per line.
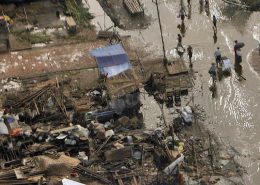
left=90, top=43, right=141, bottom=122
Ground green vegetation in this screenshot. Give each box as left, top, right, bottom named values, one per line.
left=14, top=31, right=51, bottom=44
left=58, top=34, right=89, bottom=42
left=65, top=0, right=94, bottom=28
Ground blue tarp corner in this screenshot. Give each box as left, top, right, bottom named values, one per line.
left=90, top=44, right=132, bottom=77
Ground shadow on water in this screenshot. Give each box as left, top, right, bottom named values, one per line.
left=234, top=61, right=243, bottom=80
left=218, top=67, right=223, bottom=81
left=213, top=30, right=217, bottom=44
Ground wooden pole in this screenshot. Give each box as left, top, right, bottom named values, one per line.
left=155, top=0, right=167, bottom=63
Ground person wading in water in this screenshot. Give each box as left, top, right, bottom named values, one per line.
left=187, top=45, right=193, bottom=68
left=213, top=15, right=217, bottom=32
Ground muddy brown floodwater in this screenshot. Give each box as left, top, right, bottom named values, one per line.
left=91, top=0, right=260, bottom=184
left=128, top=0, right=260, bottom=184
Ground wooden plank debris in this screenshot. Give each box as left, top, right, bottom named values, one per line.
left=106, top=69, right=140, bottom=99
left=97, top=31, right=113, bottom=39
left=123, top=0, right=144, bottom=16
left=50, top=126, right=78, bottom=135
left=165, top=74, right=193, bottom=93
left=166, top=59, right=189, bottom=76
left=113, top=171, right=141, bottom=185
left=74, top=165, right=112, bottom=184
left=105, top=147, right=133, bottom=162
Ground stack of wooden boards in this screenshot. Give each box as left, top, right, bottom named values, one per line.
left=123, top=0, right=144, bottom=15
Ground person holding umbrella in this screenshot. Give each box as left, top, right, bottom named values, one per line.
left=234, top=40, right=245, bottom=63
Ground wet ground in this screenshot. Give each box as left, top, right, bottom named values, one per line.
left=92, top=0, right=260, bottom=184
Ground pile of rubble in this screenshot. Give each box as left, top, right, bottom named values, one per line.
left=0, top=77, right=183, bottom=185
left=0, top=75, right=245, bottom=185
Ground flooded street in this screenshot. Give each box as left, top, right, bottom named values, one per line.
left=128, top=0, right=260, bottom=184
left=90, top=0, right=260, bottom=184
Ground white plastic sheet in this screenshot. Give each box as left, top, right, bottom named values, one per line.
left=62, top=179, right=85, bottom=185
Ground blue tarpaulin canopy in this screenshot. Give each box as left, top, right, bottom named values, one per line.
left=90, top=44, right=132, bottom=77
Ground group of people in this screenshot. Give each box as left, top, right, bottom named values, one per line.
left=175, top=1, right=253, bottom=95
left=176, top=0, right=246, bottom=82
left=208, top=40, right=245, bottom=85
left=177, top=0, right=218, bottom=69
left=176, top=1, right=193, bottom=67
left=199, top=0, right=210, bottom=15
left=199, top=0, right=209, bottom=9
left=176, top=33, right=193, bottom=68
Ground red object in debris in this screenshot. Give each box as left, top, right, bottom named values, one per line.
left=178, top=173, right=185, bottom=185
left=10, top=128, right=23, bottom=137
left=3, top=108, right=10, bottom=115
left=70, top=172, right=79, bottom=178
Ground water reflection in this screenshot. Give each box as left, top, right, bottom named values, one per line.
left=235, top=62, right=243, bottom=80
left=213, top=30, right=218, bottom=44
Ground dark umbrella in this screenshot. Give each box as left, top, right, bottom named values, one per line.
left=234, top=42, right=245, bottom=49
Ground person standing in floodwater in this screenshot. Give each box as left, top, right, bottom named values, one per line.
left=179, top=6, right=187, bottom=22
left=178, top=22, right=186, bottom=37
left=234, top=40, right=238, bottom=62
left=205, top=0, right=210, bottom=16
left=199, top=0, right=204, bottom=14
left=187, top=0, right=191, bottom=7
left=236, top=48, right=242, bottom=63
left=234, top=40, right=241, bottom=63
left=214, top=47, right=221, bottom=67
left=187, top=45, right=193, bottom=68
left=205, top=0, right=209, bottom=6
left=213, top=15, right=217, bottom=31
left=177, top=34, right=182, bottom=45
